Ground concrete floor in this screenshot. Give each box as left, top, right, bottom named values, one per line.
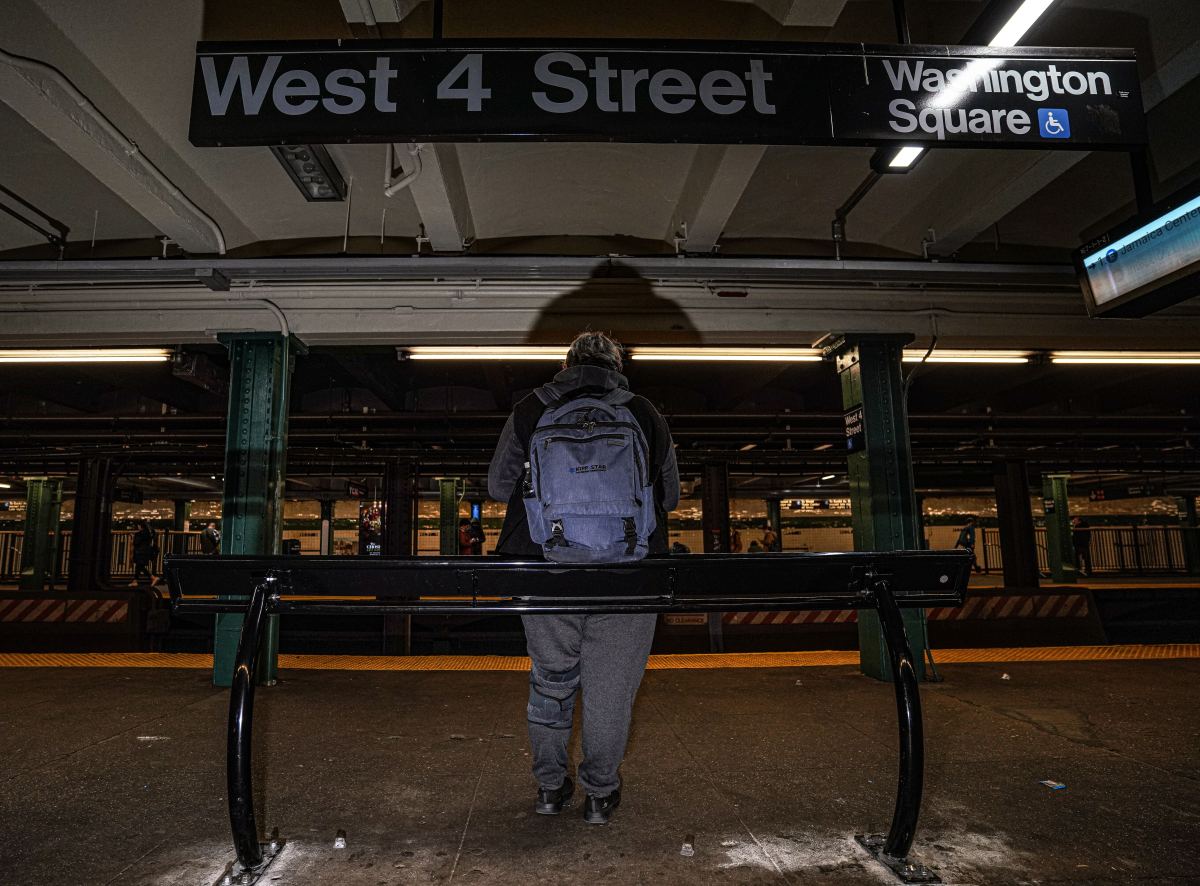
left=1, top=658, right=1198, bottom=885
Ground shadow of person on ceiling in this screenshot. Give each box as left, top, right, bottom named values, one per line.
left=525, top=259, right=700, bottom=348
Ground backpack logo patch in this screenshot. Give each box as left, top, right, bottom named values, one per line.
left=569, top=464, right=607, bottom=474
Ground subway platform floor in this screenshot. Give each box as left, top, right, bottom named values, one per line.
left=2, top=652, right=1198, bottom=885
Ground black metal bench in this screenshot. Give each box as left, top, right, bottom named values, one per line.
left=166, top=550, right=970, bottom=885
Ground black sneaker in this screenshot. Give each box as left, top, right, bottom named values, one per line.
left=535, top=777, right=574, bottom=815
left=583, top=789, right=621, bottom=825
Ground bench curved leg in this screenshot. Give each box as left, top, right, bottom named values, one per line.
left=225, top=576, right=281, bottom=879
left=855, top=577, right=940, bottom=884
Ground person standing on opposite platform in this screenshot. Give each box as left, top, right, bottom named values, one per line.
left=955, top=515, right=982, bottom=574
left=1072, top=516, right=1093, bottom=577
left=131, top=519, right=158, bottom=585
left=488, top=331, right=679, bottom=825
left=200, top=522, right=221, bottom=555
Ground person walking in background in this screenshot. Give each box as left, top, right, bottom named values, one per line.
left=130, top=519, right=158, bottom=585
left=200, top=521, right=221, bottom=555
left=955, top=515, right=982, bottom=574
left=762, top=523, right=780, bottom=552
left=1072, top=516, right=1093, bottom=577
left=730, top=527, right=743, bottom=553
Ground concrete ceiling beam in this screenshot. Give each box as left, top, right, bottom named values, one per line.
left=722, top=0, right=851, bottom=28
left=671, top=145, right=767, bottom=253
left=406, top=144, right=475, bottom=252
left=338, top=0, right=424, bottom=25
left=927, top=39, right=1200, bottom=256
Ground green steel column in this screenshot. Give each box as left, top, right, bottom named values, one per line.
left=439, top=478, right=461, bottom=555
left=1041, top=474, right=1077, bottom=582
left=19, top=477, right=63, bottom=593
left=1179, top=495, right=1200, bottom=576
left=827, top=335, right=927, bottom=681
left=213, top=333, right=300, bottom=687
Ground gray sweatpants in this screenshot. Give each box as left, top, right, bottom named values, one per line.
left=521, top=612, right=657, bottom=797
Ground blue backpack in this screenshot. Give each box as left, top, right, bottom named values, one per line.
left=522, top=389, right=656, bottom=563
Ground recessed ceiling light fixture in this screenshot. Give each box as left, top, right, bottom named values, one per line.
left=0, top=348, right=172, bottom=363
left=270, top=144, right=347, bottom=202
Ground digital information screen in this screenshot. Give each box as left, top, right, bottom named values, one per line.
left=1076, top=187, right=1200, bottom=317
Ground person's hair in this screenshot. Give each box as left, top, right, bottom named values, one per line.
left=564, top=331, right=623, bottom=372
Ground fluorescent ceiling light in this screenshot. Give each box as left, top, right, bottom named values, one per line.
left=813, top=443, right=834, bottom=451
left=990, top=0, right=1058, bottom=47
left=630, top=347, right=823, bottom=362
left=404, top=346, right=566, bottom=360
left=821, top=474, right=837, bottom=481
left=403, top=346, right=824, bottom=362
left=0, top=482, right=11, bottom=489
left=873, top=0, right=1058, bottom=170
left=901, top=349, right=1030, bottom=364
left=1050, top=351, right=1200, bottom=365
left=739, top=443, right=758, bottom=451
left=0, top=348, right=172, bottom=363
left=889, top=146, right=925, bottom=169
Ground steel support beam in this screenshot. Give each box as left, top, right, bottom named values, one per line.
left=439, top=477, right=461, bottom=555
left=319, top=499, right=334, bottom=556
left=18, top=476, right=62, bottom=593
left=701, top=461, right=731, bottom=652
left=765, top=498, right=782, bottom=552
left=67, top=457, right=115, bottom=593
left=172, top=499, right=191, bottom=556
left=213, top=333, right=298, bottom=688
left=829, top=335, right=927, bottom=682
left=1179, top=495, right=1200, bottom=577
left=383, top=458, right=417, bottom=556
left=1041, top=473, right=1076, bottom=583
left=993, top=460, right=1040, bottom=589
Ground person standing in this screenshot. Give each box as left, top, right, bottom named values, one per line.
left=954, top=515, right=982, bottom=574
left=488, top=331, right=679, bottom=825
left=200, top=522, right=221, bottom=555
left=1072, top=517, right=1093, bottom=577
left=130, top=520, right=158, bottom=585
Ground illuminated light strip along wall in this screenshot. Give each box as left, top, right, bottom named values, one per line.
left=0, top=349, right=172, bottom=363
left=4, top=347, right=1199, bottom=366
left=1051, top=351, right=1200, bottom=365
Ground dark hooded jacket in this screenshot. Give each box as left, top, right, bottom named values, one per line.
left=488, top=364, right=679, bottom=557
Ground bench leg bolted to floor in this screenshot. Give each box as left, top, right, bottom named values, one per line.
left=855, top=576, right=940, bottom=884
left=222, top=573, right=284, bottom=885
left=177, top=555, right=967, bottom=884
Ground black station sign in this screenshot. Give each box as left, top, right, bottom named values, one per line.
left=843, top=405, right=866, bottom=454
left=190, top=40, right=1145, bottom=149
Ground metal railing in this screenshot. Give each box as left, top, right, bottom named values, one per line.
left=1, top=523, right=1194, bottom=582
left=974, top=525, right=1190, bottom=576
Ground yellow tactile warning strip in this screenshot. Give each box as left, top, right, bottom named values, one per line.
left=0, top=644, right=1198, bottom=671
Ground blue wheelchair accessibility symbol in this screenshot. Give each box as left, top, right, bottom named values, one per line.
left=1038, top=108, right=1070, bottom=139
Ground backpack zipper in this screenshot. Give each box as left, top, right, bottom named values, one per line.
left=543, top=433, right=626, bottom=447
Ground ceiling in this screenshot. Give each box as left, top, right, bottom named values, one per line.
left=0, top=0, right=1196, bottom=263
left=1, top=0, right=1198, bottom=498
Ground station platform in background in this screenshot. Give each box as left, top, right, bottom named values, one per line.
left=1, top=646, right=1197, bottom=885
